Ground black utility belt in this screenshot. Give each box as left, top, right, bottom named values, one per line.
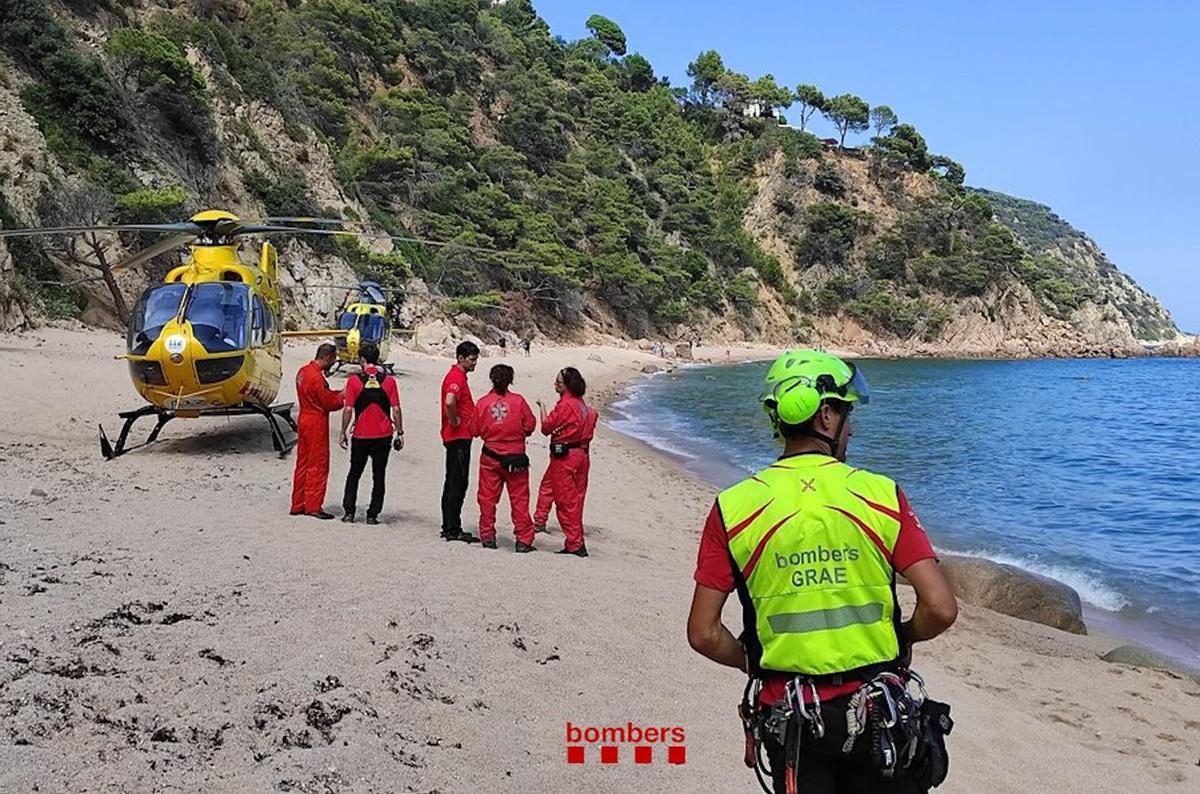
left=550, top=441, right=584, bottom=458
left=482, top=446, right=531, bottom=473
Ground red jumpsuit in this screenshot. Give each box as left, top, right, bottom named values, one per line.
left=534, top=394, right=598, bottom=552
left=471, top=390, right=537, bottom=545
left=290, top=360, right=344, bottom=514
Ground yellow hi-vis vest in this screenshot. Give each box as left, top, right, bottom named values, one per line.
left=716, top=453, right=903, bottom=677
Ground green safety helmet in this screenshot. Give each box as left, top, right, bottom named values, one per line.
left=760, top=349, right=870, bottom=429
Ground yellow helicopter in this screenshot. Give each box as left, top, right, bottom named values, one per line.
left=333, top=281, right=395, bottom=372
left=0, top=209, right=511, bottom=458
left=288, top=280, right=401, bottom=373
left=3, top=210, right=366, bottom=457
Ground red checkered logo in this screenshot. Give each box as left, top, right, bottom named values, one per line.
left=565, top=722, right=686, bottom=766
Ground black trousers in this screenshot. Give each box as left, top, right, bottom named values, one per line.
left=762, top=694, right=928, bottom=794
left=343, top=437, right=391, bottom=518
left=441, top=439, right=472, bottom=535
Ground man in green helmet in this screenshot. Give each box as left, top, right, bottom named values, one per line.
left=687, top=350, right=958, bottom=794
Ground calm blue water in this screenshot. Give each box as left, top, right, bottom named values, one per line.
left=613, top=358, right=1200, bottom=665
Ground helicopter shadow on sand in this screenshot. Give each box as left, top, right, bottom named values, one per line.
left=149, top=416, right=288, bottom=457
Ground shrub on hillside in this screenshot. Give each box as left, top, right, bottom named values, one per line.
left=813, top=160, right=846, bottom=197
left=793, top=202, right=862, bottom=268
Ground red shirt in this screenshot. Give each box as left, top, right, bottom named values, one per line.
left=295, top=360, right=343, bottom=419
left=693, top=485, right=936, bottom=706
left=342, top=365, right=400, bottom=439
left=440, top=365, right=475, bottom=443
left=541, top=394, right=597, bottom=446
left=471, top=390, right=536, bottom=455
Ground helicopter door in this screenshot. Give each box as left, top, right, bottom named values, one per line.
left=251, top=294, right=267, bottom=347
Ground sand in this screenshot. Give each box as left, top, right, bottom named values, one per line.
left=0, top=327, right=1196, bottom=793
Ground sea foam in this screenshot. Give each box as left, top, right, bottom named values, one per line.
left=946, top=548, right=1131, bottom=612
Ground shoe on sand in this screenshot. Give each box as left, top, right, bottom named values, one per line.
left=534, top=524, right=548, bottom=534
left=341, top=513, right=355, bottom=523
left=555, top=545, right=588, bottom=557
left=515, top=542, right=536, bottom=553
left=289, top=509, right=305, bottom=516
left=481, top=539, right=498, bottom=549
left=308, top=511, right=335, bottom=520
left=366, top=516, right=380, bottom=525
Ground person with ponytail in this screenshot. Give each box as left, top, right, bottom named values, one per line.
left=471, top=364, right=537, bottom=552
left=534, top=367, right=598, bottom=557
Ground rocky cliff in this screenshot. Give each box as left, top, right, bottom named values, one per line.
left=0, top=0, right=1181, bottom=357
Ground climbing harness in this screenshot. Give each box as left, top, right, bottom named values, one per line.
left=739, top=669, right=953, bottom=794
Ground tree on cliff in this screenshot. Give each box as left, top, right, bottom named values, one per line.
left=622, top=52, right=655, bottom=91
left=37, top=185, right=130, bottom=324
left=585, top=14, right=626, bottom=56
left=873, top=123, right=931, bottom=171
left=871, top=104, right=898, bottom=137
left=793, top=84, right=826, bottom=131
left=824, top=94, right=870, bottom=146
left=687, top=49, right=725, bottom=106
left=751, top=74, right=792, bottom=117
left=930, top=154, right=966, bottom=186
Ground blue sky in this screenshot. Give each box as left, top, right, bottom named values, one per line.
left=535, top=0, right=1200, bottom=332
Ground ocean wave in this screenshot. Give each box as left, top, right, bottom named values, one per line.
left=945, top=548, right=1131, bottom=612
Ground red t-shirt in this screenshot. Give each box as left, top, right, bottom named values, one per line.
left=342, top=365, right=400, bottom=439
left=693, top=484, right=936, bottom=706
left=541, top=394, right=598, bottom=446
left=440, top=365, right=475, bottom=443
left=471, top=390, right=536, bottom=455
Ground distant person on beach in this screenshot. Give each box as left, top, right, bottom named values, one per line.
left=440, top=341, right=480, bottom=543
left=498, top=336, right=507, bottom=357
left=534, top=367, right=598, bottom=557
left=290, top=343, right=344, bottom=519
left=338, top=342, right=402, bottom=525
left=522, top=337, right=531, bottom=356
left=471, top=364, right=537, bottom=552
left=687, top=350, right=958, bottom=794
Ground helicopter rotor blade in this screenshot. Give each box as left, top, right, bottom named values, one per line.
left=260, top=217, right=366, bottom=227
left=231, top=224, right=517, bottom=257
left=105, top=232, right=197, bottom=277
left=283, top=284, right=404, bottom=292
left=0, top=222, right=204, bottom=240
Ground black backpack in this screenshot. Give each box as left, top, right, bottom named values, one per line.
left=353, top=369, right=393, bottom=418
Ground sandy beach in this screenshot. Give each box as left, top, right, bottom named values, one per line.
left=0, top=327, right=1197, bottom=793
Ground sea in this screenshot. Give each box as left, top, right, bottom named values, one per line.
left=611, top=356, right=1200, bottom=668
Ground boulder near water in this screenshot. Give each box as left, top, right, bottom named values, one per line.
left=938, top=554, right=1087, bottom=634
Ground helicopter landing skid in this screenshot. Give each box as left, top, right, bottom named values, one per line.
left=100, top=406, right=175, bottom=460
left=247, top=402, right=299, bottom=457
left=99, top=402, right=298, bottom=460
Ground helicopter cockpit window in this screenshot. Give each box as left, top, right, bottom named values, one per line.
left=338, top=312, right=356, bottom=331
left=361, top=313, right=385, bottom=342
left=128, top=283, right=187, bottom=355
left=186, top=282, right=249, bottom=353
left=251, top=294, right=266, bottom=347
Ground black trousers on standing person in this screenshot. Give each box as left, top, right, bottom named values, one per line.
left=441, top=439, right=472, bottom=536
left=343, top=437, right=391, bottom=519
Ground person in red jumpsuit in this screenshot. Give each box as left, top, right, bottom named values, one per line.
left=535, top=367, right=598, bottom=557
left=290, top=343, right=344, bottom=519
left=471, top=364, right=537, bottom=552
